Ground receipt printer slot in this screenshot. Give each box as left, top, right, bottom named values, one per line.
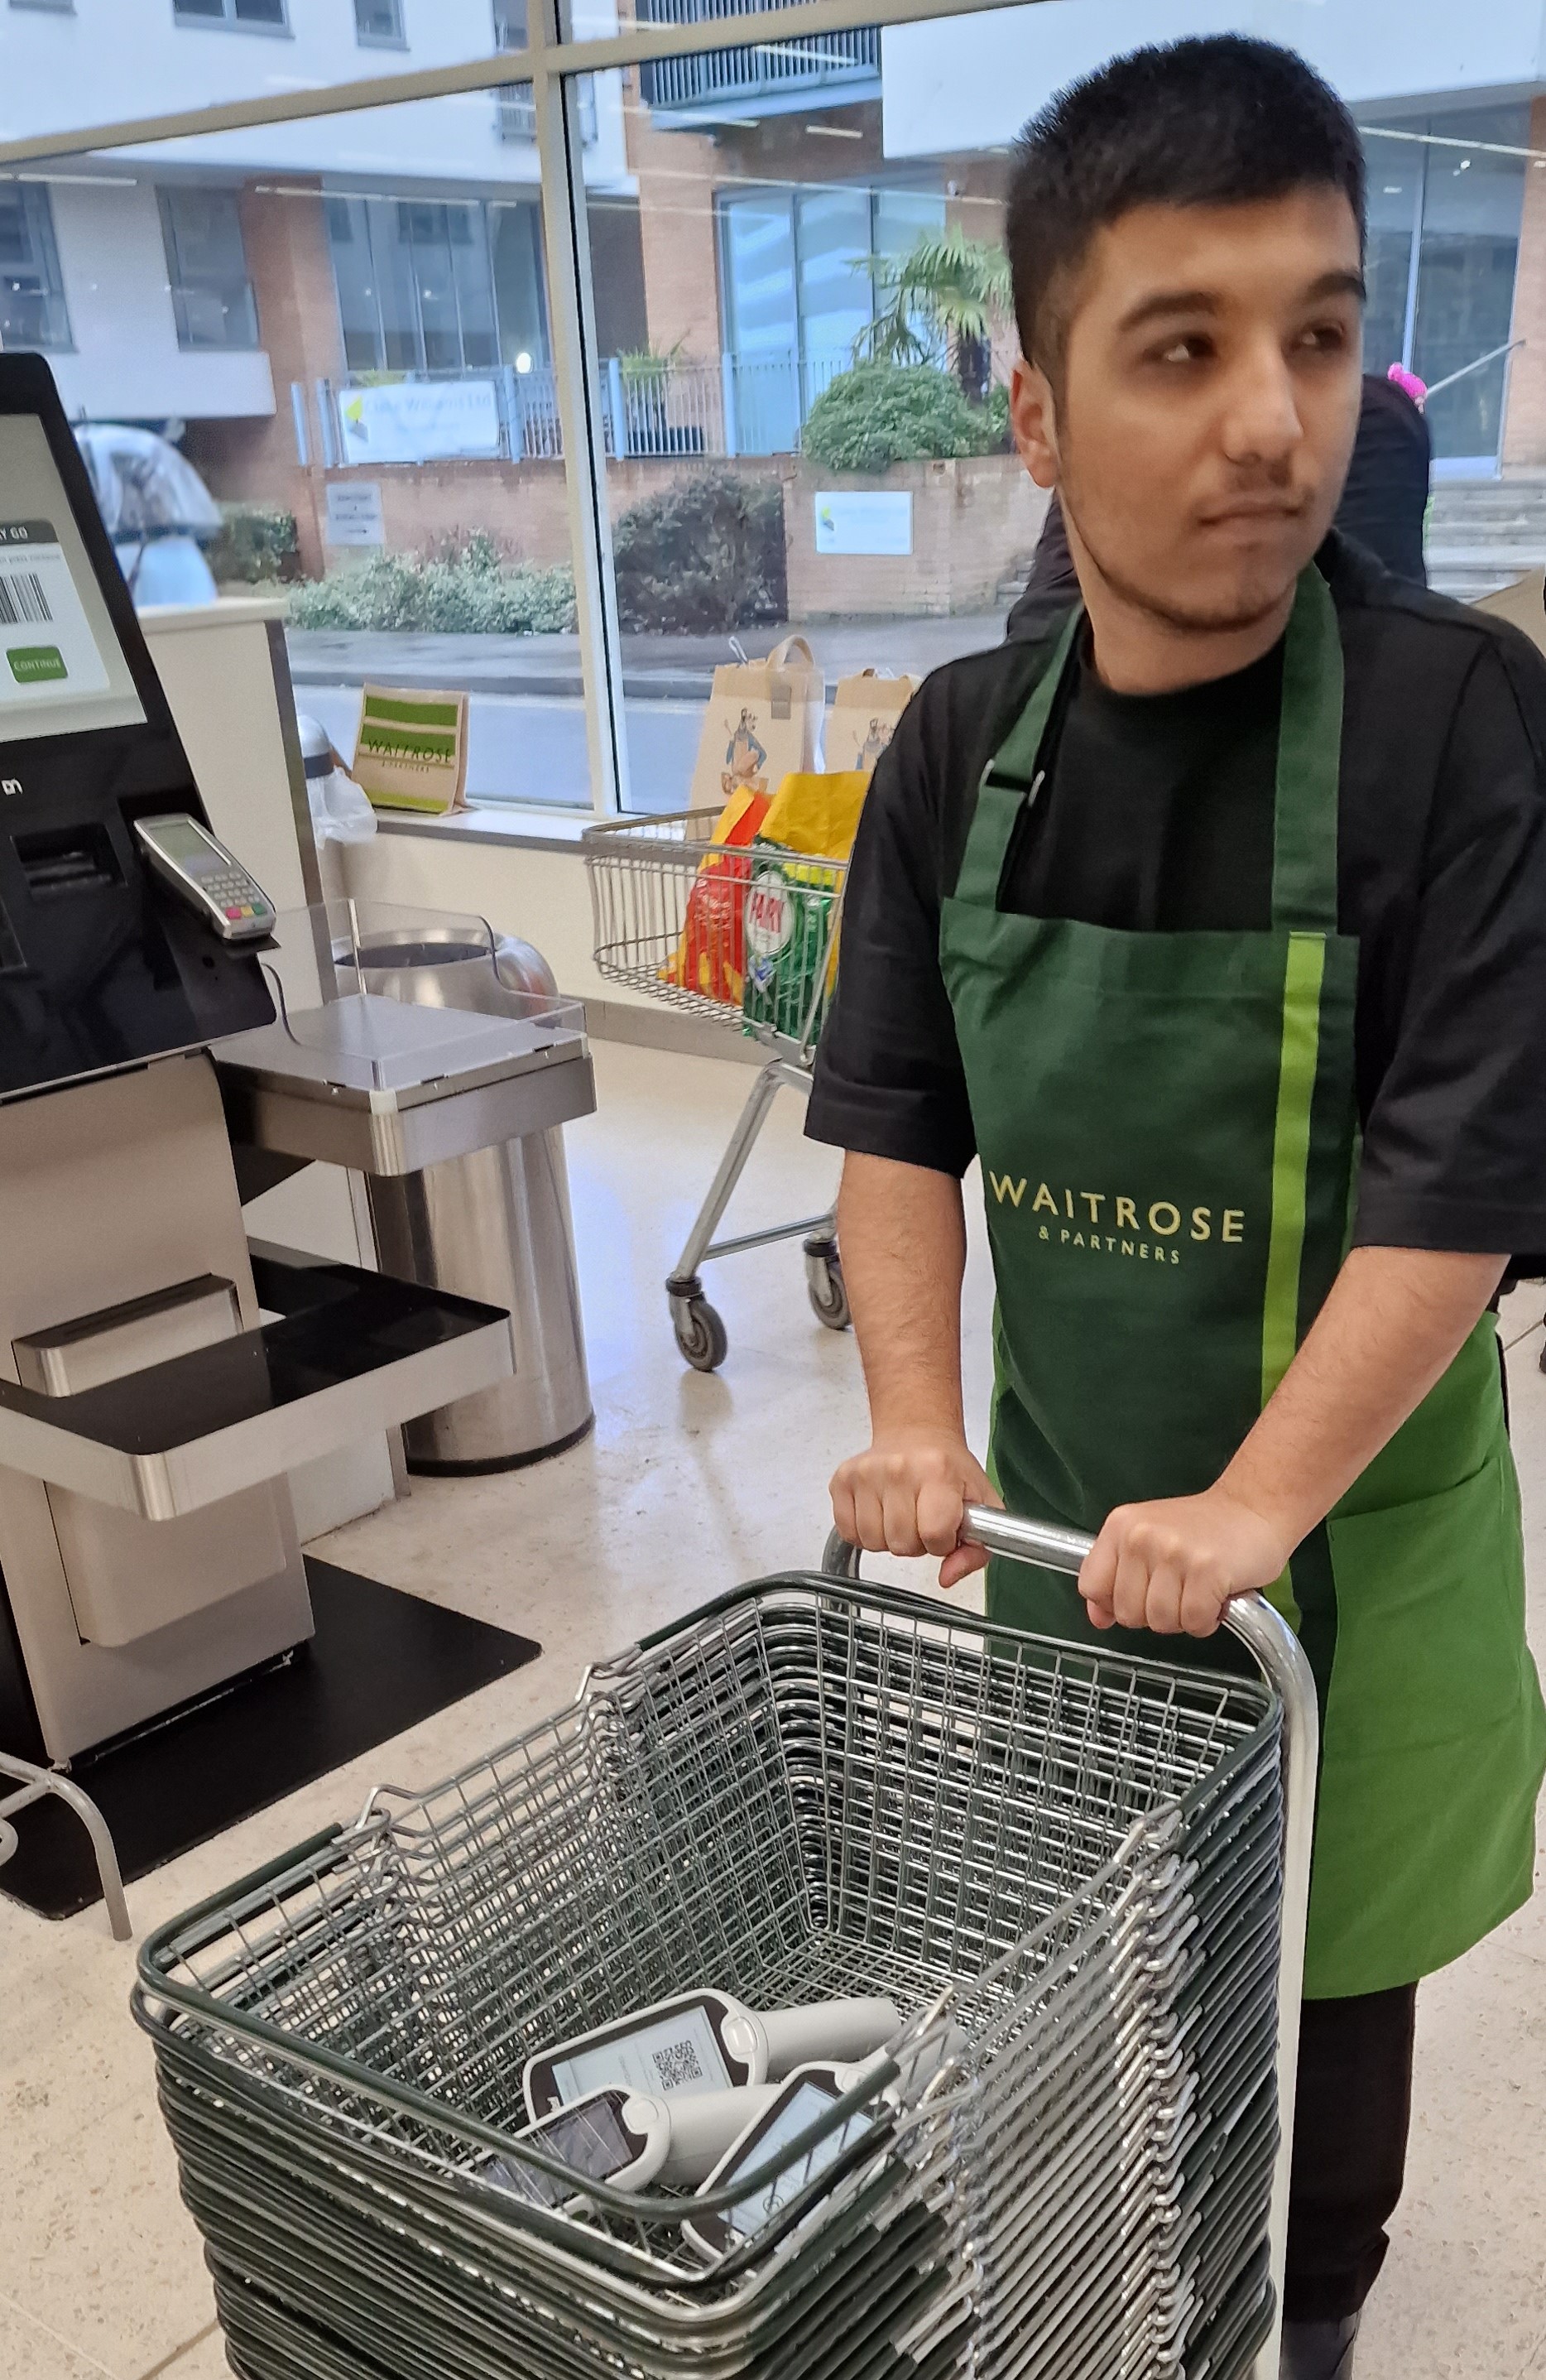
left=13, top=821, right=122, bottom=900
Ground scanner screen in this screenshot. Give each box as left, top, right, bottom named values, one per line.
left=0, top=416, right=144, bottom=744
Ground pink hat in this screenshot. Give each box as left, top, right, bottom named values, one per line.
left=1386, top=363, right=1428, bottom=406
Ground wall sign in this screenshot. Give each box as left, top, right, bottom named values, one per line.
left=338, top=378, right=502, bottom=467
left=324, top=482, right=386, bottom=547
left=814, top=490, right=914, bottom=556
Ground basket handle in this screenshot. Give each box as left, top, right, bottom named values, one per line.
left=820, top=1498, right=1316, bottom=2380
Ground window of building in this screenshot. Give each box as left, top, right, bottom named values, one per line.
left=173, top=0, right=288, bottom=28
left=354, top=0, right=404, bottom=42
left=327, top=197, right=499, bottom=375
left=158, top=187, right=259, bottom=349
left=718, top=180, right=946, bottom=452
left=8, top=2, right=76, bottom=15
left=492, top=0, right=526, bottom=47
left=0, top=183, right=72, bottom=352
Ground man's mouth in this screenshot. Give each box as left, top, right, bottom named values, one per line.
left=1198, top=500, right=1304, bottom=526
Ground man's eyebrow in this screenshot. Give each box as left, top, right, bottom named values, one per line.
left=1115, top=266, right=1366, bottom=339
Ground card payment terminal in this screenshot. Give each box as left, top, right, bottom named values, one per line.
left=135, top=813, right=275, bottom=940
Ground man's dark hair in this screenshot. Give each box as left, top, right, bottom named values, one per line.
left=1006, top=36, right=1366, bottom=374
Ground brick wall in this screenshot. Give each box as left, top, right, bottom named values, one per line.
left=624, top=70, right=723, bottom=359
left=183, top=183, right=344, bottom=578
left=1503, top=98, right=1546, bottom=470
left=785, top=455, right=1048, bottom=618
left=308, top=452, right=796, bottom=570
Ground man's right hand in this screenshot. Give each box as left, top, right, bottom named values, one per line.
left=829, top=1429, right=1001, bottom=1589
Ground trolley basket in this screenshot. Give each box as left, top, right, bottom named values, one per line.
left=134, top=1506, right=1316, bottom=2380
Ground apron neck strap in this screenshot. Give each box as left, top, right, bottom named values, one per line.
left=954, top=604, right=1081, bottom=911
left=1271, top=562, right=1343, bottom=934
left=954, top=565, right=1343, bottom=930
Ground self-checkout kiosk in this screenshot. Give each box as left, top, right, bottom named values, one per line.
left=0, top=354, right=585, bottom=1935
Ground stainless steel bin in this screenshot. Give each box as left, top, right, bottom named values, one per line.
left=348, top=928, right=593, bottom=1474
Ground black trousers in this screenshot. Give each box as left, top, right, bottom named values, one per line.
left=1283, top=1983, right=1419, bottom=2322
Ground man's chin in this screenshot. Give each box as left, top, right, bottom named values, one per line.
left=1138, top=560, right=1304, bottom=637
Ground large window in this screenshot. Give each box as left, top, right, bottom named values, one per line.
left=719, top=180, right=945, bottom=451
left=158, top=187, right=259, bottom=350
left=0, top=183, right=71, bottom=351
left=1359, top=108, right=1529, bottom=466
left=328, top=198, right=499, bottom=374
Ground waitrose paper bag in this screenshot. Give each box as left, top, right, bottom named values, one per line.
left=824, top=670, right=920, bottom=777
left=353, top=683, right=470, bottom=815
left=687, top=637, right=823, bottom=815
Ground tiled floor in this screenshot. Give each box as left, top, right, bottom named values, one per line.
left=2, top=1039, right=1544, bottom=2378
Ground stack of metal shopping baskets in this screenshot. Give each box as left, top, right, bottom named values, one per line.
left=581, top=807, right=850, bottom=1373
left=133, top=1507, right=1316, bottom=2380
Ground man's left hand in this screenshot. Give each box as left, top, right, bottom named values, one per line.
left=1078, top=1488, right=1292, bottom=1636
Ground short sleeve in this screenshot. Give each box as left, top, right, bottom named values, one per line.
left=805, top=690, right=976, bottom=1176
left=1354, top=631, right=1546, bottom=1255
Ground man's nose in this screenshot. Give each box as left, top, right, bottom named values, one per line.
left=1220, top=343, right=1304, bottom=469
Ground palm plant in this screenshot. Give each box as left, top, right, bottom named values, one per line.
left=857, top=225, right=1013, bottom=405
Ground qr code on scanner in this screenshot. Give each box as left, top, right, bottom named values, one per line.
left=652, top=2039, right=706, bottom=2092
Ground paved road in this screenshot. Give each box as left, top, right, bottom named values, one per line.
left=287, top=613, right=1009, bottom=817
left=299, top=681, right=706, bottom=815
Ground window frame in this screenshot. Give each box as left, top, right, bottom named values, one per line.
left=171, top=0, right=290, bottom=33
left=353, top=0, right=406, bottom=46
left=0, top=179, right=74, bottom=353
left=156, top=183, right=261, bottom=352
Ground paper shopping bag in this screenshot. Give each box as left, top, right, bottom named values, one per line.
left=687, top=637, right=823, bottom=816
left=352, top=683, right=469, bottom=815
left=823, top=670, right=919, bottom=777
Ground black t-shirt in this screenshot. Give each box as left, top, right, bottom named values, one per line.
left=807, top=535, right=1546, bottom=1262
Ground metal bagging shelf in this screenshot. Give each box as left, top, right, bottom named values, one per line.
left=132, top=1507, right=1316, bottom=2380
left=582, top=809, right=850, bottom=1372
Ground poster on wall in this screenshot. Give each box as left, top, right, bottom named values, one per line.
left=338, top=379, right=502, bottom=466
left=325, top=483, right=385, bottom=547
left=814, top=491, right=914, bottom=557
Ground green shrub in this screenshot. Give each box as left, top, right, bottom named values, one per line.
left=209, top=502, right=300, bottom=584
left=801, top=363, right=1001, bottom=472
left=289, top=545, right=576, bottom=634
left=611, top=472, right=786, bottom=633
left=983, top=381, right=1012, bottom=452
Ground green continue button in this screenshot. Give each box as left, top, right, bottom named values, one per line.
left=7, top=645, right=66, bottom=685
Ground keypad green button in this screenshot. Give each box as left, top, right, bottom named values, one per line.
left=8, top=645, right=66, bottom=685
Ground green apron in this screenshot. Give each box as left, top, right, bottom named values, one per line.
left=939, top=565, right=1546, bottom=1999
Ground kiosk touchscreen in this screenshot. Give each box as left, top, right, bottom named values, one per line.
left=0, top=353, right=272, bottom=1103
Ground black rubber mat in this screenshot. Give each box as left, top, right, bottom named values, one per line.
left=0, top=1558, right=540, bottom=1922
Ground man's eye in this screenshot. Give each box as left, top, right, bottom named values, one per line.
left=1154, top=334, right=1211, bottom=365
left=1298, top=322, right=1349, bottom=353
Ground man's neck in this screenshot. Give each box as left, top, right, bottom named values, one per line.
left=1062, top=510, right=1299, bottom=694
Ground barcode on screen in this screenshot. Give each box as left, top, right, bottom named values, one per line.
left=651, top=2038, right=707, bottom=2092
left=0, top=572, right=52, bottom=628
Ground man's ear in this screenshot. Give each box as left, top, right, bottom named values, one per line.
left=1011, top=355, right=1060, bottom=490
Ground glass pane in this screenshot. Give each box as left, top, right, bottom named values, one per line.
left=588, top=22, right=1002, bottom=815
left=14, top=82, right=589, bottom=811
left=1411, top=106, right=1529, bottom=464
left=7, top=5, right=508, bottom=132
left=1356, top=129, right=1420, bottom=381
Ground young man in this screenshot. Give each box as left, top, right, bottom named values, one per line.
left=809, top=36, right=1546, bottom=2380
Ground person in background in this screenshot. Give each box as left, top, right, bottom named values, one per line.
left=812, top=36, right=1546, bottom=2378
left=1009, top=363, right=1431, bottom=638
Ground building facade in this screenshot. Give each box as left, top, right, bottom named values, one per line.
left=3, top=0, right=1546, bottom=577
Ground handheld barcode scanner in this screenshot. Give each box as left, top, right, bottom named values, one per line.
left=482, top=2079, right=788, bottom=2207
left=521, top=1990, right=903, bottom=2123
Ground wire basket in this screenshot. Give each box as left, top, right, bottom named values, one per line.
left=135, top=1579, right=1287, bottom=2380
left=583, top=810, right=847, bottom=1061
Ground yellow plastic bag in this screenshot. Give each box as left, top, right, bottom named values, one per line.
left=756, top=769, right=870, bottom=863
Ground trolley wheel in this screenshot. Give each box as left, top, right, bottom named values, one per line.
left=674, top=1296, right=728, bottom=1373
left=0, top=1816, right=17, bottom=1869
left=805, top=1248, right=851, bottom=1332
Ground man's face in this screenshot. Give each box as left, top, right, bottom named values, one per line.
left=1011, top=187, right=1365, bottom=633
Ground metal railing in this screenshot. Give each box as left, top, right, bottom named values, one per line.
left=495, top=75, right=598, bottom=143
left=635, top=0, right=879, bottom=113
left=310, top=346, right=853, bottom=465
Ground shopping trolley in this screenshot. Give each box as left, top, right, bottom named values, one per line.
left=582, top=809, right=849, bottom=1371
left=133, top=1504, right=1316, bottom=2380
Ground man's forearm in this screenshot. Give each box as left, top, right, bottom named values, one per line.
left=837, top=1151, right=968, bottom=1431
left=1221, top=1243, right=1507, bottom=1545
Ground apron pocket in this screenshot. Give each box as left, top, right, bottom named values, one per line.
left=1324, top=1446, right=1531, bottom=1758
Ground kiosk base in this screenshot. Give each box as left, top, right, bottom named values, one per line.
left=0, top=1558, right=540, bottom=1923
